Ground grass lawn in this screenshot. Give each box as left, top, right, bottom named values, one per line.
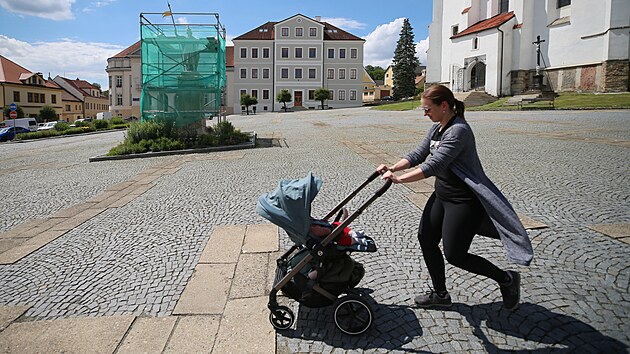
left=371, top=92, right=630, bottom=111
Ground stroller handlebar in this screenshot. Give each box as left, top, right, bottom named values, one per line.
left=324, top=171, right=392, bottom=221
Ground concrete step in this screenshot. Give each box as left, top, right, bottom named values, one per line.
left=454, top=91, right=498, bottom=107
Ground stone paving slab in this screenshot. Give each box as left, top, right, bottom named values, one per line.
left=230, top=252, right=271, bottom=299
left=0, top=316, right=134, bottom=354
left=213, top=296, right=275, bottom=354
left=116, top=317, right=177, bottom=354
left=0, top=305, right=30, bottom=331
left=172, top=263, right=236, bottom=315
left=588, top=223, right=630, bottom=238
left=163, top=315, right=221, bottom=353
left=199, top=225, right=246, bottom=264
left=243, top=224, right=279, bottom=253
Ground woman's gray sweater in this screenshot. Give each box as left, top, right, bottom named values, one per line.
left=405, top=116, right=533, bottom=266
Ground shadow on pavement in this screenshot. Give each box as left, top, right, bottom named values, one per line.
left=279, top=289, right=429, bottom=353
left=445, top=301, right=628, bottom=353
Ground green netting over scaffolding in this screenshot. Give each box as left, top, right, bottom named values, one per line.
left=140, top=12, right=226, bottom=127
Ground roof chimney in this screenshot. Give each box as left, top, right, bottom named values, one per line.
left=315, top=16, right=321, bottom=22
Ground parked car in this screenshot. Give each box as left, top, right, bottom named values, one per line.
left=381, top=96, right=395, bottom=101
left=0, top=126, right=31, bottom=142
left=38, top=121, right=58, bottom=131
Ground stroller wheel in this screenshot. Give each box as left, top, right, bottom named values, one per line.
left=333, top=294, right=373, bottom=335
left=269, top=305, right=294, bottom=330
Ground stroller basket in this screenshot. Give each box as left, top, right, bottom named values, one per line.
left=260, top=171, right=391, bottom=335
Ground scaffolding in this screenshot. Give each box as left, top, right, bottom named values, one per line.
left=140, top=12, right=226, bottom=127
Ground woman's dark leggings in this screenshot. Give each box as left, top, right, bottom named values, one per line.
left=418, top=192, right=505, bottom=292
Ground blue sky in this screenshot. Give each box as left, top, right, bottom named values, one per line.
left=0, top=0, right=433, bottom=89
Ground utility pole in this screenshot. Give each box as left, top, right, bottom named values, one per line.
left=532, top=35, right=546, bottom=90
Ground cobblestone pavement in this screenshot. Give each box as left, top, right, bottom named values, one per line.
left=0, top=108, right=628, bottom=353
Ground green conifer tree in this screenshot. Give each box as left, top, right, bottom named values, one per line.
left=392, top=18, right=420, bottom=100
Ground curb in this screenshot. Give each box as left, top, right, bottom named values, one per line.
left=88, top=132, right=257, bottom=162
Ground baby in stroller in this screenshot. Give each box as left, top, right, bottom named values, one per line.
left=257, top=171, right=390, bottom=335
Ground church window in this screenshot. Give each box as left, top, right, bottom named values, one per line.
left=500, top=0, right=509, bottom=13
left=557, top=0, right=570, bottom=8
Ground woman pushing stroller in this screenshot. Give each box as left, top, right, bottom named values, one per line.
left=378, top=84, right=533, bottom=310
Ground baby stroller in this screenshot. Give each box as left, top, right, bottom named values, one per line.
left=256, top=171, right=391, bottom=335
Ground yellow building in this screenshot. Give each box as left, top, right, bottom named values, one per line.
left=53, top=76, right=109, bottom=121
left=61, top=90, right=83, bottom=122
left=0, top=55, right=64, bottom=121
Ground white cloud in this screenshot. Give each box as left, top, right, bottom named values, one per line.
left=0, top=0, right=75, bottom=20
left=0, top=35, right=123, bottom=89
left=82, top=0, right=116, bottom=14
left=363, top=18, right=404, bottom=68
left=364, top=18, right=429, bottom=69
left=320, top=17, right=367, bottom=30
left=175, top=17, right=189, bottom=24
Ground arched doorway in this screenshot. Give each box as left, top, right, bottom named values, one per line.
left=470, top=61, right=486, bottom=91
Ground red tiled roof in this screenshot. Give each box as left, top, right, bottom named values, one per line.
left=451, top=12, right=515, bottom=39
left=462, top=6, right=471, bottom=14
left=0, top=55, right=60, bottom=89
left=113, top=40, right=141, bottom=58
left=234, top=22, right=275, bottom=40
left=234, top=16, right=363, bottom=41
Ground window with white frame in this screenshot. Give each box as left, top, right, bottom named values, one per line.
left=295, top=47, right=303, bottom=58
left=473, top=37, right=479, bottom=49
left=263, top=89, right=270, bottom=100
left=328, top=48, right=335, bottom=58
left=329, top=90, right=334, bottom=100
left=295, top=68, right=302, bottom=79
left=350, top=68, right=357, bottom=79
left=327, top=68, right=334, bottom=79
left=115, top=75, right=122, bottom=87
left=350, top=90, right=357, bottom=100
left=339, top=69, right=346, bottom=80
left=262, top=48, right=270, bottom=58
left=350, top=48, right=357, bottom=59
left=339, top=90, right=346, bottom=100
left=309, top=68, right=316, bottom=79
left=281, top=68, right=289, bottom=78
left=309, top=28, right=317, bottom=37
left=500, top=0, right=509, bottom=13
left=557, top=0, right=570, bottom=7
left=309, top=48, right=316, bottom=58
left=339, top=48, right=346, bottom=59
left=252, top=68, right=259, bottom=79
left=295, top=28, right=303, bottom=37
left=251, top=48, right=259, bottom=58
left=240, top=68, right=247, bottom=78
left=452, top=25, right=459, bottom=36
left=308, top=90, right=315, bottom=100
left=240, top=47, right=247, bottom=58
left=251, top=89, right=258, bottom=98
left=263, top=68, right=270, bottom=79
left=240, top=89, right=247, bottom=97
left=281, top=27, right=289, bottom=36
left=116, top=94, right=122, bottom=105
left=281, top=48, right=289, bottom=58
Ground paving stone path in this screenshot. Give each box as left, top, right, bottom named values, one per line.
left=0, top=107, right=627, bottom=353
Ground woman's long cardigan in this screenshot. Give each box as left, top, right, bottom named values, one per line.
left=405, top=116, right=534, bottom=266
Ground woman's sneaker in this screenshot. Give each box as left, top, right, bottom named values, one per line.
left=414, top=290, right=452, bottom=308
left=500, top=270, right=521, bottom=310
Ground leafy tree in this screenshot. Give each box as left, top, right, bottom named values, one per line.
left=365, top=65, right=385, bottom=81
left=392, top=18, right=420, bottom=100
left=39, top=105, right=57, bottom=122
left=240, top=94, right=257, bottom=115
left=314, top=88, right=330, bottom=110
left=92, top=82, right=102, bottom=89
left=4, top=105, right=25, bottom=118
left=102, top=89, right=109, bottom=98
left=276, top=89, right=291, bottom=112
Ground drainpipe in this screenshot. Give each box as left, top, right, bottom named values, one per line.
left=497, top=26, right=504, bottom=97
left=272, top=39, right=275, bottom=112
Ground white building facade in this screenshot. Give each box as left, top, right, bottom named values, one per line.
left=233, top=14, right=365, bottom=113
left=427, top=0, right=630, bottom=96
left=106, top=41, right=142, bottom=118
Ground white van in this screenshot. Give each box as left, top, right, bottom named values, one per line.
left=0, top=118, right=38, bottom=132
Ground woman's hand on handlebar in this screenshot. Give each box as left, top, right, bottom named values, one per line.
left=380, top=170, right=401, bottom=183
left=376, top=164, right=389, bottom=174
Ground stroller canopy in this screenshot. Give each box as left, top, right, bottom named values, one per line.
left=256, top=172, right=322, bottom=245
